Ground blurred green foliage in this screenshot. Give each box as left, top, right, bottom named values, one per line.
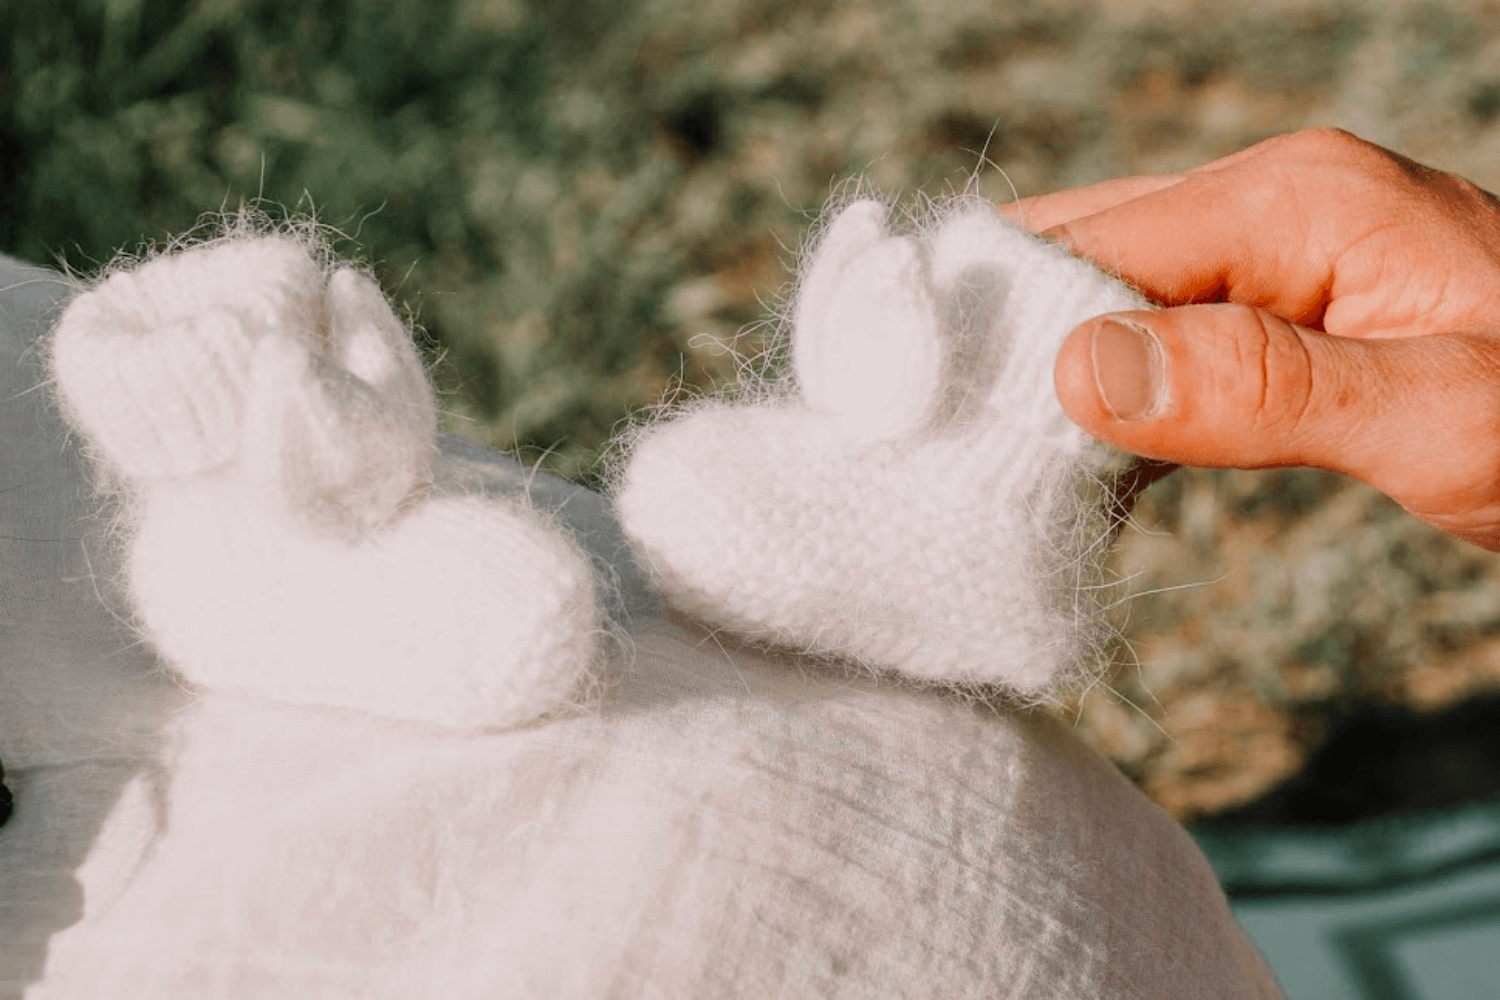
left=1, top=0, right=725, bottom=480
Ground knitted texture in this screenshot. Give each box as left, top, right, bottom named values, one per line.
left=50, top=226, right=599, bottom=729
left=615, top=197, right=1149, bottom=698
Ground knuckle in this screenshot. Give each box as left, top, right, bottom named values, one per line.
left=1279, top=126, right=1369, bottom=163
left=1292, top=125, right=1363, bottom=152
left=1267, top=127, right=1408, bottom=188
left=1233, top=306, right=1317, bottom=443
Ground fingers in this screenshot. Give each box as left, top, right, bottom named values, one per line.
left=1055, top=304, right=1500, bottom=547
left=1019, top=129, right=1500, bottom=548
left=1056, top=305, right=1357, bottom=469
left=1001, top=143, right=1325, bottom=313
left=996, top=128, right=1327, bottom=235
left=996, top=130, right=1288, bottom=233
left=999, top=174, right=1187, bottom=233
left=1046, top=156, right=1338, bottom=320
left=1017, top=129, right=1500, bottom=333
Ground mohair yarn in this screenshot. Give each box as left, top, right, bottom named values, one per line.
left=614, top=196, right=1149, bottom=699
left=49, top=220, right=599, bottom=729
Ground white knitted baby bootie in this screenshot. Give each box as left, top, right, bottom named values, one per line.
left=51, top=231, right=598, bottom=729
left=616, top=197, right=1149, bottom=699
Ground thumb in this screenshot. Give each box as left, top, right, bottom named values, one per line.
left=1054, top=304, right=1500, bottom=538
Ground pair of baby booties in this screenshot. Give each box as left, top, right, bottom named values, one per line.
left=48, top=196, right=1146, bottom=731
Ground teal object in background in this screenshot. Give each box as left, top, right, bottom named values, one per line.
left=1195, top=794, right=1500, bottom=999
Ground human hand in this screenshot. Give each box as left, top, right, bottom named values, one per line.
left=1003, top=128, right=1500, bottom=550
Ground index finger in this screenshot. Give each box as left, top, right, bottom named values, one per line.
left=1045, top=128, right=1496, bottom=332
left=997, top=139, right=1283, bottom=233
left=1047, top=163, right=1333, bottom=322
left=999, top=174, right=1187, bottom=233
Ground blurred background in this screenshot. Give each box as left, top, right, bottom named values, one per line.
left=6, top=0, right=1500, bottom=992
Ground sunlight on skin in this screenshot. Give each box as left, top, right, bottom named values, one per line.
left=999, top=128, right=1500, bottom=550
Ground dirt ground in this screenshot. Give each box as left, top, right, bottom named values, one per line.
left=7, top=0, right=1500, bottom=824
